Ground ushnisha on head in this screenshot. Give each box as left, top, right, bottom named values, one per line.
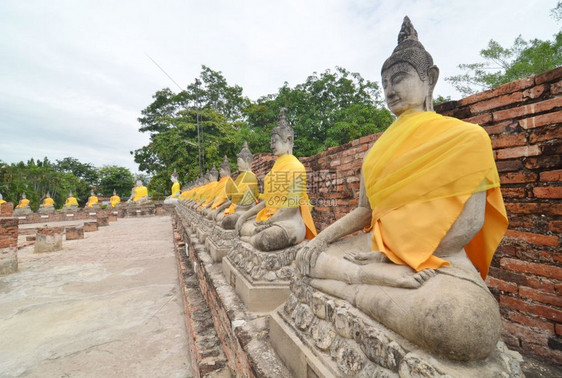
left=270, top=108, right=294, bottom=156
left=381, top=16, right=439, bottom=116
left=219, top=156, right=231, bottom=178
left=237, top=141, right=253, bottom=171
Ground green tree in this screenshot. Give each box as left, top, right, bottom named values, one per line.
left=98, top=165, right=135, bottom=197
left=447, top=4, right=562, bottom=96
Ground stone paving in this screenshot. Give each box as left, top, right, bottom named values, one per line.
left=0, top=216, right=192, bottom=378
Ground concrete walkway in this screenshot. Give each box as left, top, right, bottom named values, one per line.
left=0, top=216, right=192, bottom=378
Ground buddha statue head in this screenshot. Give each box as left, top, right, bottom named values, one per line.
left=22, top=192, right=26, bottom=199
left=271, top=108, right=294, bottom=156
left=68, top=190, right=73, bottom=197
left=46, top=191, right=51, bottom=198
left=171, top=169, right=178, bottom=183
left=381, top=16, right=439, bottom=116
left=90, top=189, right=95, bottom=196
left=219, top=156, right=231, bottom=178
left=207, top=165, right=218, bottom=182
left=113, top=189, right=117, bottom=196
left=237, top=141, right=253, bottom=172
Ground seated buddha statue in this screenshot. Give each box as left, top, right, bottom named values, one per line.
left=297, top=17, right=508, bottom=362
left=0, top=193, right=5, bottom=205
left=214, top=141, right=260, bottom=228
left=85, top=190, right=99, bottom=208
left=40, top=192, right=55, bottom=208
left=235, top=109, right=317, bottom=251
left=128, top=177, right=149, bottom=203
left=164, top=169, right=181, bottom=205
left=200, top=156, right=232, bottom=216
left=189, top=167, right=218, bottom=209
left=110, top=189, right=121, bottom=207
left=180, top=178, right=200, bottom=201
left=63, top=191, right=79, bottom=210
left=16, top=192, right=30, bottom=209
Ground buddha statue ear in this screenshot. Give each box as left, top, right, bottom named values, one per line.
left=425, top=65, right=440, bottom=111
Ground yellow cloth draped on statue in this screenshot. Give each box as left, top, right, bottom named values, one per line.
left=65, top=197, right=78, bottom=207
left=133, top=186, right=148, bottom=202
left=17, top=198, right=30, bottom=208
left=255, top=154, right=317, bottom=239
left=197, top=180, right=220, bottom=210
left=209, top=177, right=231, bottom=210
left=42, top=197, right=54, bottom=207
left=224, top=171, right=260, bottom=215
left=362, top=110, right=508, bottom=279
left=179, top=187, right=195, bottom=199
left=171, top=182, right=180, bottom=198
left=110, top=195, right=121, bottom=207
left=86, top=195, right=98, bottom=208
left=0, top=199, right=5, bottom=205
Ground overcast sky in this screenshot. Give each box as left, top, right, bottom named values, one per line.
left=1, top=0, right=558, bottom=173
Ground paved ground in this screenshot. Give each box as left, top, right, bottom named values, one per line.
left=0, top=216, right=192, bottom=378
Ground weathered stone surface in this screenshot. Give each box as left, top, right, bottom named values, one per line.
left=83, top=221, right=98, bottom=232
left=97, top=215, right=109, bottom=227
left=65, top=226, right=84, bottom=240
left=34, top=227, right=63, bottom=253
left=0, top=247, right=17, bottom=275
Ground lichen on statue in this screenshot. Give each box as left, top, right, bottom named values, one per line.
left=213, top=141, right=260, bottom=228
left=296, top=16, right=508, bottom=362
left=235, top=109, right=317, bottom=251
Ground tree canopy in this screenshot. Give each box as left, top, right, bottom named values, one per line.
left=133, top=65, right=393, bottom=194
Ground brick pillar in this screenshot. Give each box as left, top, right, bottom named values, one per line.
left=0, top=202, right=14, bottom=217
left=34, top=227, right=63, bottom=253
left=0, top=217, right=18, bottom=275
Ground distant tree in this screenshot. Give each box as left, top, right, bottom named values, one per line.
left=55, top=157, right=99, bottom=186
left=447, top=4, right=562, bottom=96
left=433, top=95, right=452, bottom=106
left=98, top=165, right=135, bottom=197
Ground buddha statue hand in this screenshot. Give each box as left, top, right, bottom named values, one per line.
left=296, top=237, right=329, bottom=276
left=344, top=251, right=390, bottom=265
left=254, top=221, right=272, bottom=233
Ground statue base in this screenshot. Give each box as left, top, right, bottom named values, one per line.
left=61, top=205, right=78, bottom=212
left=222, top=239, right=302, bottom=312
left=125, top=201, right=155, bottom=217
left=14, top=207, right=32, bottom=215
left=38, top=206, right=55, bottom=214
left=204, top=227, right=237, bottom=262
left=85, top=204, right=100, bottom=210
left=269, top=280, right=524, bottom=378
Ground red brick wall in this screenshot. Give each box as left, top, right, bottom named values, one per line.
left=435, top=67, right=562, bottom=364
left=0, top=202, right=14, bottom=217
left=249, top=66, right=562, bottom=364
left=0, top=218, right=18, bottom=249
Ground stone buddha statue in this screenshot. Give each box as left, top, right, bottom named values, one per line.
left=128, top=177, right=149, bottom=203
left=296, top=17, right=508, bottom=362
left=39, top=192, right=55, bottom=213
left=0, top=193, right=5, bottom=205
left=235, top=109, right=317, bottom=251
left=164, top=169, right=181, bottom=205
left=85, top=189, right=99, bottom=208
left=200, top=156, right=232, bottom=216
left=189, top=167, right=218, bottom=209
left=63, top=191, right=78, bottom=210
left=15, top=192, right=32, bottom=214
left=110, top=189, right=121, bottom=207
left=213, top=141, right=260, bottom=227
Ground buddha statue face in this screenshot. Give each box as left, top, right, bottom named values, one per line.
left=270, top=133, right=292, bottom=156
left=382, top=62, right=436, bottom=116
left=136, top=179, right=142, bottom=187
left=381, top=16, right=439, bottom=116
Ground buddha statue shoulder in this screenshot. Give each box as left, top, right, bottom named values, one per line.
left=215, top=141, right=260, bottom=227
left=296, top=17, right=508, bottom=362
left=235, top=109, right=317, bottom=251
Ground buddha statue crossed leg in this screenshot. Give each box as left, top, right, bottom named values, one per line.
left=296, top=17, right=508, bottom=361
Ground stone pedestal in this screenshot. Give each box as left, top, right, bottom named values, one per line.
left=108, top=214, right=118, bottom=222
left=38, top=206, right=55, bottom=214
left=97, top=215, right=109, bottom=227
left=83, top=221, right=98, bottom=232
left=65, top=226, right=84, bottom=240
left=205, top=228, right=237, bottom=262
left=0, top=218, right=18, bottom=275
left=222, top=239, right=302, bottom=312
left=14, top=207, right=32, bottom=216
left=125, top=201, right=155, bottom=217
left=62, top=205, right=78, bottom=212
left=34, top=227, right=63, bottom=253
left=270, top=280, right=523, bottom=378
